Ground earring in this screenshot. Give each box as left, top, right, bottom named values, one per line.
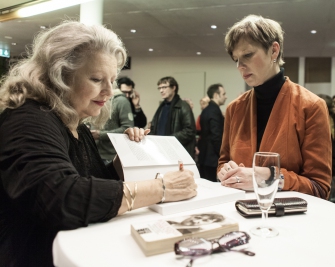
left=273, top=59, right=276, bottom=63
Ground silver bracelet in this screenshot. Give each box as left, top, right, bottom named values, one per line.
left=155, top=173, right=165, bottom=203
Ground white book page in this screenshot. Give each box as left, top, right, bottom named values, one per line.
left=123, top=164, right=200, bottom=181
left=108, top=133, right=195, bottom=167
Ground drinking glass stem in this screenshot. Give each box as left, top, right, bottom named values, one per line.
left=186, top=258, right=194, bottom=267
left=261, top=210, right=268, bottom=227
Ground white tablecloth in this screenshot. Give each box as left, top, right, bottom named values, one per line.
left=53, top=191, right=335, bottom=267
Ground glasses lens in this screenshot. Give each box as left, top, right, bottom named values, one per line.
left=218, top=231, right=250, bottom=249
left=122, top=91, right=132, bottom=96
left=158, top=86, right=170, bottom=90
left=176, top=238, right=212, bottom=257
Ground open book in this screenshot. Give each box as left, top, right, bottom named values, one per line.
left=131, top=211, right=239, bottom=256
left=107, top=133, right=200, bottom=181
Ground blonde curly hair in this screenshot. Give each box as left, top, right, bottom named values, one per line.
left=0, top=20, right=127, bottom=130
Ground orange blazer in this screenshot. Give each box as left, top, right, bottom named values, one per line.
left=218, top=77, right=331, bottom=199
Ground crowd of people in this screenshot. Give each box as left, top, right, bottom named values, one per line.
left=0, top=14, right=333, bottom=266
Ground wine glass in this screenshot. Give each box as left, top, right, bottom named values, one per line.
left=250, top=152, right=280, bottom=238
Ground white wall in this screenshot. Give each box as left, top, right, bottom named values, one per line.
left=119, top=56, right=245, bottom=123
left=305, top=83, right=332, bottom=96
left=119, top=56, right=335, bottom=124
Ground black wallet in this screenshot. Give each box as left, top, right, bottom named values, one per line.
left=235, top=197, right=307, bottom=217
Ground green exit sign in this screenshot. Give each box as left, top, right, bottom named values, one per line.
left=0, top=49, right=10, bottom=58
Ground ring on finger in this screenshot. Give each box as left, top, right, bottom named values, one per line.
left=236, top=176, right=240, bottom=183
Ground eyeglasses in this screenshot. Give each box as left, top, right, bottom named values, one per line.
left=121, top=91, right=133, bottom=98
left=157, top=85, right=170, bottom=90
left=174, top=231, right=255, bottom=267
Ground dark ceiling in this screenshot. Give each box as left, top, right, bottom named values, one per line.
left=0, top=0, right=334, bottom=59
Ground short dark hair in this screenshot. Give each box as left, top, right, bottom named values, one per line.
left=207, top=83, right=223, bottom=99
left=117, top=76, right=135, bottom=89
left=225, top=14, right=284, bottom=66
left=157, top=76, right=179, bottom=94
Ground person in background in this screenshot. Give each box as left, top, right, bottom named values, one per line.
left=317, top=94, right=335, bottom=202
left=91, top=87, right=134, bottom=164
left=195, top=96, right=210, bottom=164
left=198, top=84, right=227, bottom=182
left=196, top=96, right=210, bottom=134
left=217, top=14, right=331, bottom=199
left=150, top=76, right=196, bottom=158
left=0, top=21, right=197, bottom=267
left=117, top=76, right=147, bottom=128
left=183, top=98, right=194, bottom=110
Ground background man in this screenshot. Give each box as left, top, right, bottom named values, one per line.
left=150, top=76, right=196, bottom=158
left=198, top=83, right=227, bottom=182
left=91, top=88, right=134, bottom=164
left=117, top=76, right=147, bottom=128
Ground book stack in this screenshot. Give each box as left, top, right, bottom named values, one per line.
left=131, top=212, right=238, bottom=256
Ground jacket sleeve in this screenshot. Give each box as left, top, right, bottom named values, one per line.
left=209, top=109, right=224, bottom=157
left=217, top=104, right=232, bottom=172
left=0, top=107, right=123, bottom=231
left=173, top=103, right=196, bottom=145
left=281, top=98, right=331, bottom=199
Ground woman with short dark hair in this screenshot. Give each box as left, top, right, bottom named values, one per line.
left=217, top=15, right=331, bottom=199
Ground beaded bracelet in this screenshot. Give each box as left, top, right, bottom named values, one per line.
left=155, top=173, right=165, bottom=203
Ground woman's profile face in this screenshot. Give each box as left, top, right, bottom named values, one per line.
left=69, top=52, right=117, bottom=119
left=232, top=38, right=279, bottom=87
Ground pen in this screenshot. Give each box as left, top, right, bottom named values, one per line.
left=178, top=160, right=183, bottom=171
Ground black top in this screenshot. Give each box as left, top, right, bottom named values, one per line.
left=254, top=68, right=286, bottom=150
left=198, top=100, right=225, bottom=167
left=0, top=100, right=123, bottom=266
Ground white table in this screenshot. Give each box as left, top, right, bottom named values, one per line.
left=53, top=192, right=335, bottom=267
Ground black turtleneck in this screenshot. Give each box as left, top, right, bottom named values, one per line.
left=254, top=68, right=285, bottom=151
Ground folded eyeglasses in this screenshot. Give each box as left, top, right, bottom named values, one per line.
left=174, top=231, right=255, bottom=267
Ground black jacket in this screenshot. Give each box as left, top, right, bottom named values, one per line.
left=150, top=94, right=196, bottom=158
left=198, top=100, right=224, bottom=167
left=130, top=100, right=147, bottom=128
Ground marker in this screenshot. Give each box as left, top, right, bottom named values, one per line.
left=178, top=160, right=184, bottom=171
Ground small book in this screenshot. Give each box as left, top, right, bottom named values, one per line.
left=107, top=133, right=200, bottom=181
left=131, top=211, right=239, bottom=256
left=149, top=178, right=245, bottom=215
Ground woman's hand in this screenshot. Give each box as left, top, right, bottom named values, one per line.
left=163, top=169, right=197, bottom=202
left=217, top=160, right=254, bottom=191
left=124, top=127, right=150, bottom=142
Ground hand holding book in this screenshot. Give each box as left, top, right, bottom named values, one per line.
left=160, top=169, right=197, bottom=203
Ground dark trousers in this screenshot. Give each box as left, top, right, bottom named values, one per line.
left=199, top=165, right=218, bottom=182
